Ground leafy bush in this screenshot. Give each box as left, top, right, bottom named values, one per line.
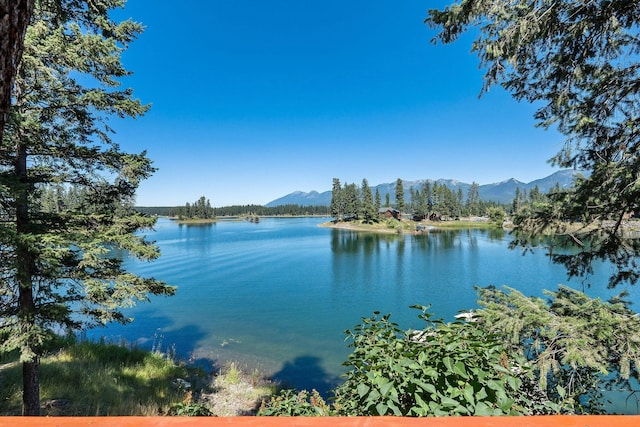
left=487, top=207, right=506, bottom=225
left=169, top=399, right=213, bottom=416
left=385, top=218, right=399, bottom=229
left=258, top=389, right=333, bottom=416
left=332, top=307, right=554, bottom=416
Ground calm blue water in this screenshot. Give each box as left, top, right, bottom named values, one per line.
left=88, top=217, right=640, bottom=408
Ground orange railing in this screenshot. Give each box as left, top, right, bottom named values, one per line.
left=2, top=416, right=640, bottom=427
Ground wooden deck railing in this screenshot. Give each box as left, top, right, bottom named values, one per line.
left=1, top=416, right=640, bottom=427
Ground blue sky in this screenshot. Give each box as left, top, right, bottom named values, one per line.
left=112, top=0, right=562, bottom=207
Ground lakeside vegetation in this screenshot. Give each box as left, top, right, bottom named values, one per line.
left=136, top=202, right=330, bottom=219
left=3, top=282, right=639, bottom=417
left=325, top=177, right=516, bottom=232
left=259, top=286, right=640, bottom=416
left=0, top=337, right=274, bottom=416
left=329, top=177, right=508, bottom=223
left=319, top=216, right=500, bottom=235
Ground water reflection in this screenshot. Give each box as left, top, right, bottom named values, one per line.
left=330, top=228, right=507, bottom=256
left=178, top=222, right=216, bottom=229
left=330, top=229, right=402, bottom=254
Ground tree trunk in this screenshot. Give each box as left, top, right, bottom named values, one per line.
left=16, top=125, right=40, bottom=415
left=0, top=0, right=35, bottom=143
left=22, top=360, right=40, bottom=416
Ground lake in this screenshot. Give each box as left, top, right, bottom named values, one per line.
left=88, top=216, right=640, bottom=410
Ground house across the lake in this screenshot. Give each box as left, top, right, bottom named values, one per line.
left=379, top=208, right=400, bottom=219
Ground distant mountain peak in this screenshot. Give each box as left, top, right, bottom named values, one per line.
left=265, top=170, right=582, bottom=207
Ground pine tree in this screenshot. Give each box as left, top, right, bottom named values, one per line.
left=415, top=184, right=428, bottom=220
left=394, top=178, right=405, bottom=213
left=423, top=181, right=433, bottom=214
left=343, top=183, right=360, bottom=220
left=360, top=178, right=376, bottom=224
left=330, top=178, right=343, bottom=220
left=409, top=186, right=418, bottom=216
left=466, top=182, right=480, bottom=216
left=512, top=187, right=522, bottom=214
left=0, top=1, right=175, bottom=414
left=456, top=187, right=464, bottom=218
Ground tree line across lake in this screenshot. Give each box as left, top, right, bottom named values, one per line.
left=136, top=201, right=330, bottom=218
left=130, top=177, right=558, bottom=223
left=329, top=177, right=553, bottom=223
left=134, top=179, right=551, bottom=222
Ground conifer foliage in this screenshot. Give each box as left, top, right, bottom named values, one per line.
left=476, top=285, right=640, bottom=414
left=173, top=196, right=215, bottom=220
left=426, top=1, right=640, bottom=287
left=0, top=0, right=175, bottom=415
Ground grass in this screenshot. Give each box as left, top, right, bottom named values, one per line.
left=0, top=339, right=274, bottom=416
left=203, top=361, right=276, bottom=416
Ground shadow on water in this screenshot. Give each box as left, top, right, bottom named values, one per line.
left=271, top=355, right=342, bottom=397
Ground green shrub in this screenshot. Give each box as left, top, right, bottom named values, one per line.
left=385, top=218, right=399, bottom=229
left=169, top=395, right=213, bottom=417
left=333, top=307, right=551, bottom=416
left=487, top=207, right=506, bottom=225
left=258, top=389, right=333, bottom=416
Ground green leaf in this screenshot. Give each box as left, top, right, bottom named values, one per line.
left=422, top=366, right=438, bottom=378
left=439, top=396, right=460, bottom=408
left=474, top=402, right=494, bottom=416
left=499, top=398, right=515, bottom=413
left=506, top=375, right=521, bottom=391
left=367, top=389, right=381, bottom=402
left=442, top=356, right=454, bottom=372
left=453, top=361, right=469, bottom=378
left=463, top=384, right=475, bottom=407
left=375, top=403, right=388, bottom=415
left=476, top=387, right=488, bottom=401
left=486, top=379, right=503, bottom=392
left=379, top=380, right=394, bottom=397
left=417, top=380, right=437, bottom=395
left=415, top=392, right=430, bottom=410
left=357, top=383, right=370, bottom=398
left=387, top=401, right=403, bottom=416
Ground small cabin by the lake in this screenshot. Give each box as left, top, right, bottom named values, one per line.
left=379, top=208, right=400, bottom=219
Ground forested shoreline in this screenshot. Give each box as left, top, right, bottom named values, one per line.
left=136, top=203, right=330, bottom=218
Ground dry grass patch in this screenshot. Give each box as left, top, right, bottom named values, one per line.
left=203, top=362, right=276, bottom=416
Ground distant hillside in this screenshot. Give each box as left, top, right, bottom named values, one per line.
left=265, top=170, right=583, bottom=207
left=265, top=190, right=332, bottom=208
left=479, top=170, right=581, bottom=203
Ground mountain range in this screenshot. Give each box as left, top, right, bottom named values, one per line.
left=265, top=170, right=583, bottom=207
